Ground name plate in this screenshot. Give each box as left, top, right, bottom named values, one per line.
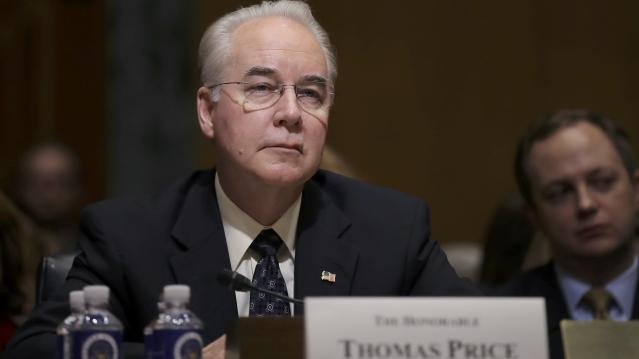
left=561, top=320, right=639, bottom=358
left=305, top=297, right=548, bottom=359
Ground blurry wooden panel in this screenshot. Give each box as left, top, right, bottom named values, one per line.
left=0, top=0, right=105, bottom=204
left=53, top=0, right=105, bottom=203
left=0, top=0, right=55, bottom=185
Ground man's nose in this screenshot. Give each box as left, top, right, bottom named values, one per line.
left=273, top=85, right=302, bottom=129
left=576, top=184, right=597, bottom=219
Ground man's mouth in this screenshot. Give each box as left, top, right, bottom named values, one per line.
left=265, top=143, right=303, bottom=153
left=576, top=224, right=610, bottom=240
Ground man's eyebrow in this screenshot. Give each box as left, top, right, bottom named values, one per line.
left=300, top=75, right=328, bottom=84
left=243, top=67, right=328, bottom=84
left=244, top=66, right=277, bottom=77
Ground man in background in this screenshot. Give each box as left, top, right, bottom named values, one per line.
left=1, top=141, right=84, bottom=318
left=6, top=2, right=476, bottom=358
left=8, top=141, right=84, bottom=254
left=499, top=109, right=639, bottom=359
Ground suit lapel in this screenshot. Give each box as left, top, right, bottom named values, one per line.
left=169, top=170, right=237, bottom=341
left=294, top=178, right=358, bottom=314
left=166, top=171, right=361, bottom=321
left=541, top=263, right=570, bottom=332
left=536, top=263, right=570, bottom=359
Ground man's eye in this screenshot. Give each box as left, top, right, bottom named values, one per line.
left=246, top=83, right=275, bottom=94
left=296, top=85, right=328, bottom=107
left=590, top=175, right=616, bottom=192
left=542, top=185, right=572, bottom=203
left=297, top=88, right=321, bottom=100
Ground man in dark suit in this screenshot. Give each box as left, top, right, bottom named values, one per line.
left=498, top=109, right=639, bottom=359
left=5, top=1, right=476, bottom=358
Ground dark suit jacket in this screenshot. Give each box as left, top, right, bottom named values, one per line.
left=6, top=169, right=478, bottom=358
left=495, top=261, right=639, bottom=359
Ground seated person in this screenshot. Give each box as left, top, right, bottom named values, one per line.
left=5, top=1, right=478, bottom=358
left=8, top=141, right=84, bottom=255
left=479, top=194, right=537, bottom=287
left=497, top=109, right=639, bottom=359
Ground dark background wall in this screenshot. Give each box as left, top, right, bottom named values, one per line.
left=1, top=0, right=106, bottom=205
left=2, top=0, right=638, bottom=244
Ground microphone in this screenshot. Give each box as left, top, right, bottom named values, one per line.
left=217, top=268, right=304, bottom=305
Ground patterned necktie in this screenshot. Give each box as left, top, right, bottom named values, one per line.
left=249, top=229, right=291, bottom=316
left=582, top=287, right=613, bottom=320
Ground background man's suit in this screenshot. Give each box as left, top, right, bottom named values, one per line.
left=6, top=169, right=477, bottom=357
left=496, top=262, right=639, bottom=359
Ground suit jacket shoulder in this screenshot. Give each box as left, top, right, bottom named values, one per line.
left=294, top=170, right=479, bottom=304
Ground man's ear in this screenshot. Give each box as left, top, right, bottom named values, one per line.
left=197, top=87, right=216, bottom=139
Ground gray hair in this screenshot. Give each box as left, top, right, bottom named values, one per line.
left=198, top=0, right=337, bottom=92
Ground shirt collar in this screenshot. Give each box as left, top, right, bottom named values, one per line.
left=555, top=256, right=638, bottom=318
left=215, top=173, right=301, bottom=270
left=607, top=256, right=638, bottom=317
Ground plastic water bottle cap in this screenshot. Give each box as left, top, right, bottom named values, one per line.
left=69, top=290, right=85, bottom=311
left=83, top=285, right=110, bottom=305
left=163, top=285, right=190, bottom=304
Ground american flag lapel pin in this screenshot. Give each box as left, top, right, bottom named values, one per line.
left=321, top=270, right=336, bottom=283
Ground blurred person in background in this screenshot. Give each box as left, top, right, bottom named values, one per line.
left=497, top=109, right=639, bottom=359
left=7, top=141, right=85, bottom=255
left=441, top=241, right=483, bottom=282
left=479, top=194, right=537, bottom=287
left=319, top=145, right=359, bottom=178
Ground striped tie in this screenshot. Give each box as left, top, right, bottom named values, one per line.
left=582, top=287, right=612, bottom=320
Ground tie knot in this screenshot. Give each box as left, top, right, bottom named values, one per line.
left=251, top=229, right=283, bottom=257
left=582, top=287, right=613, bottom=320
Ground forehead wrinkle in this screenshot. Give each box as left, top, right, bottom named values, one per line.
left=254, top=47, right=311, bottom=53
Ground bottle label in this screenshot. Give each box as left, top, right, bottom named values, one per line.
left=71, top=330, right=122, bottom=359
left=144, top=332, right=155, bottom=358
left=152, top=329, right=203, bottom=359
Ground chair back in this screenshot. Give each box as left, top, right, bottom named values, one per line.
left=35, top=252, right=78, bottom=304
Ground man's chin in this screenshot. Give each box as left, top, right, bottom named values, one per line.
left=572, top=240, right=628, bottom=259
left=253, top=165, right=315, bottom=188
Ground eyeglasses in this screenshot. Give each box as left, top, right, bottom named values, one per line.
left=207, top=80, right=334, bottom=116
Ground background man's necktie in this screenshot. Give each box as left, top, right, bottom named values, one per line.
left=582, top=287, right=613, bottom=320
left=249, top=229, right=291, bottom=316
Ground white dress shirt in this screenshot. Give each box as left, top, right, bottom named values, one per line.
left=214, top=174, right=299, bottom=316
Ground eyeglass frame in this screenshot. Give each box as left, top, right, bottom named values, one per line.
left=205, top=80, right=335, bottom=115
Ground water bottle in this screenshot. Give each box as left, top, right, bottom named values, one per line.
left=56, top=290, right=85, bottom=359
left=150, top=285, right=203, bottom=359
left=144, top=300, right=166, bottom=358
left=71, top=285, right=123, bottom=359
